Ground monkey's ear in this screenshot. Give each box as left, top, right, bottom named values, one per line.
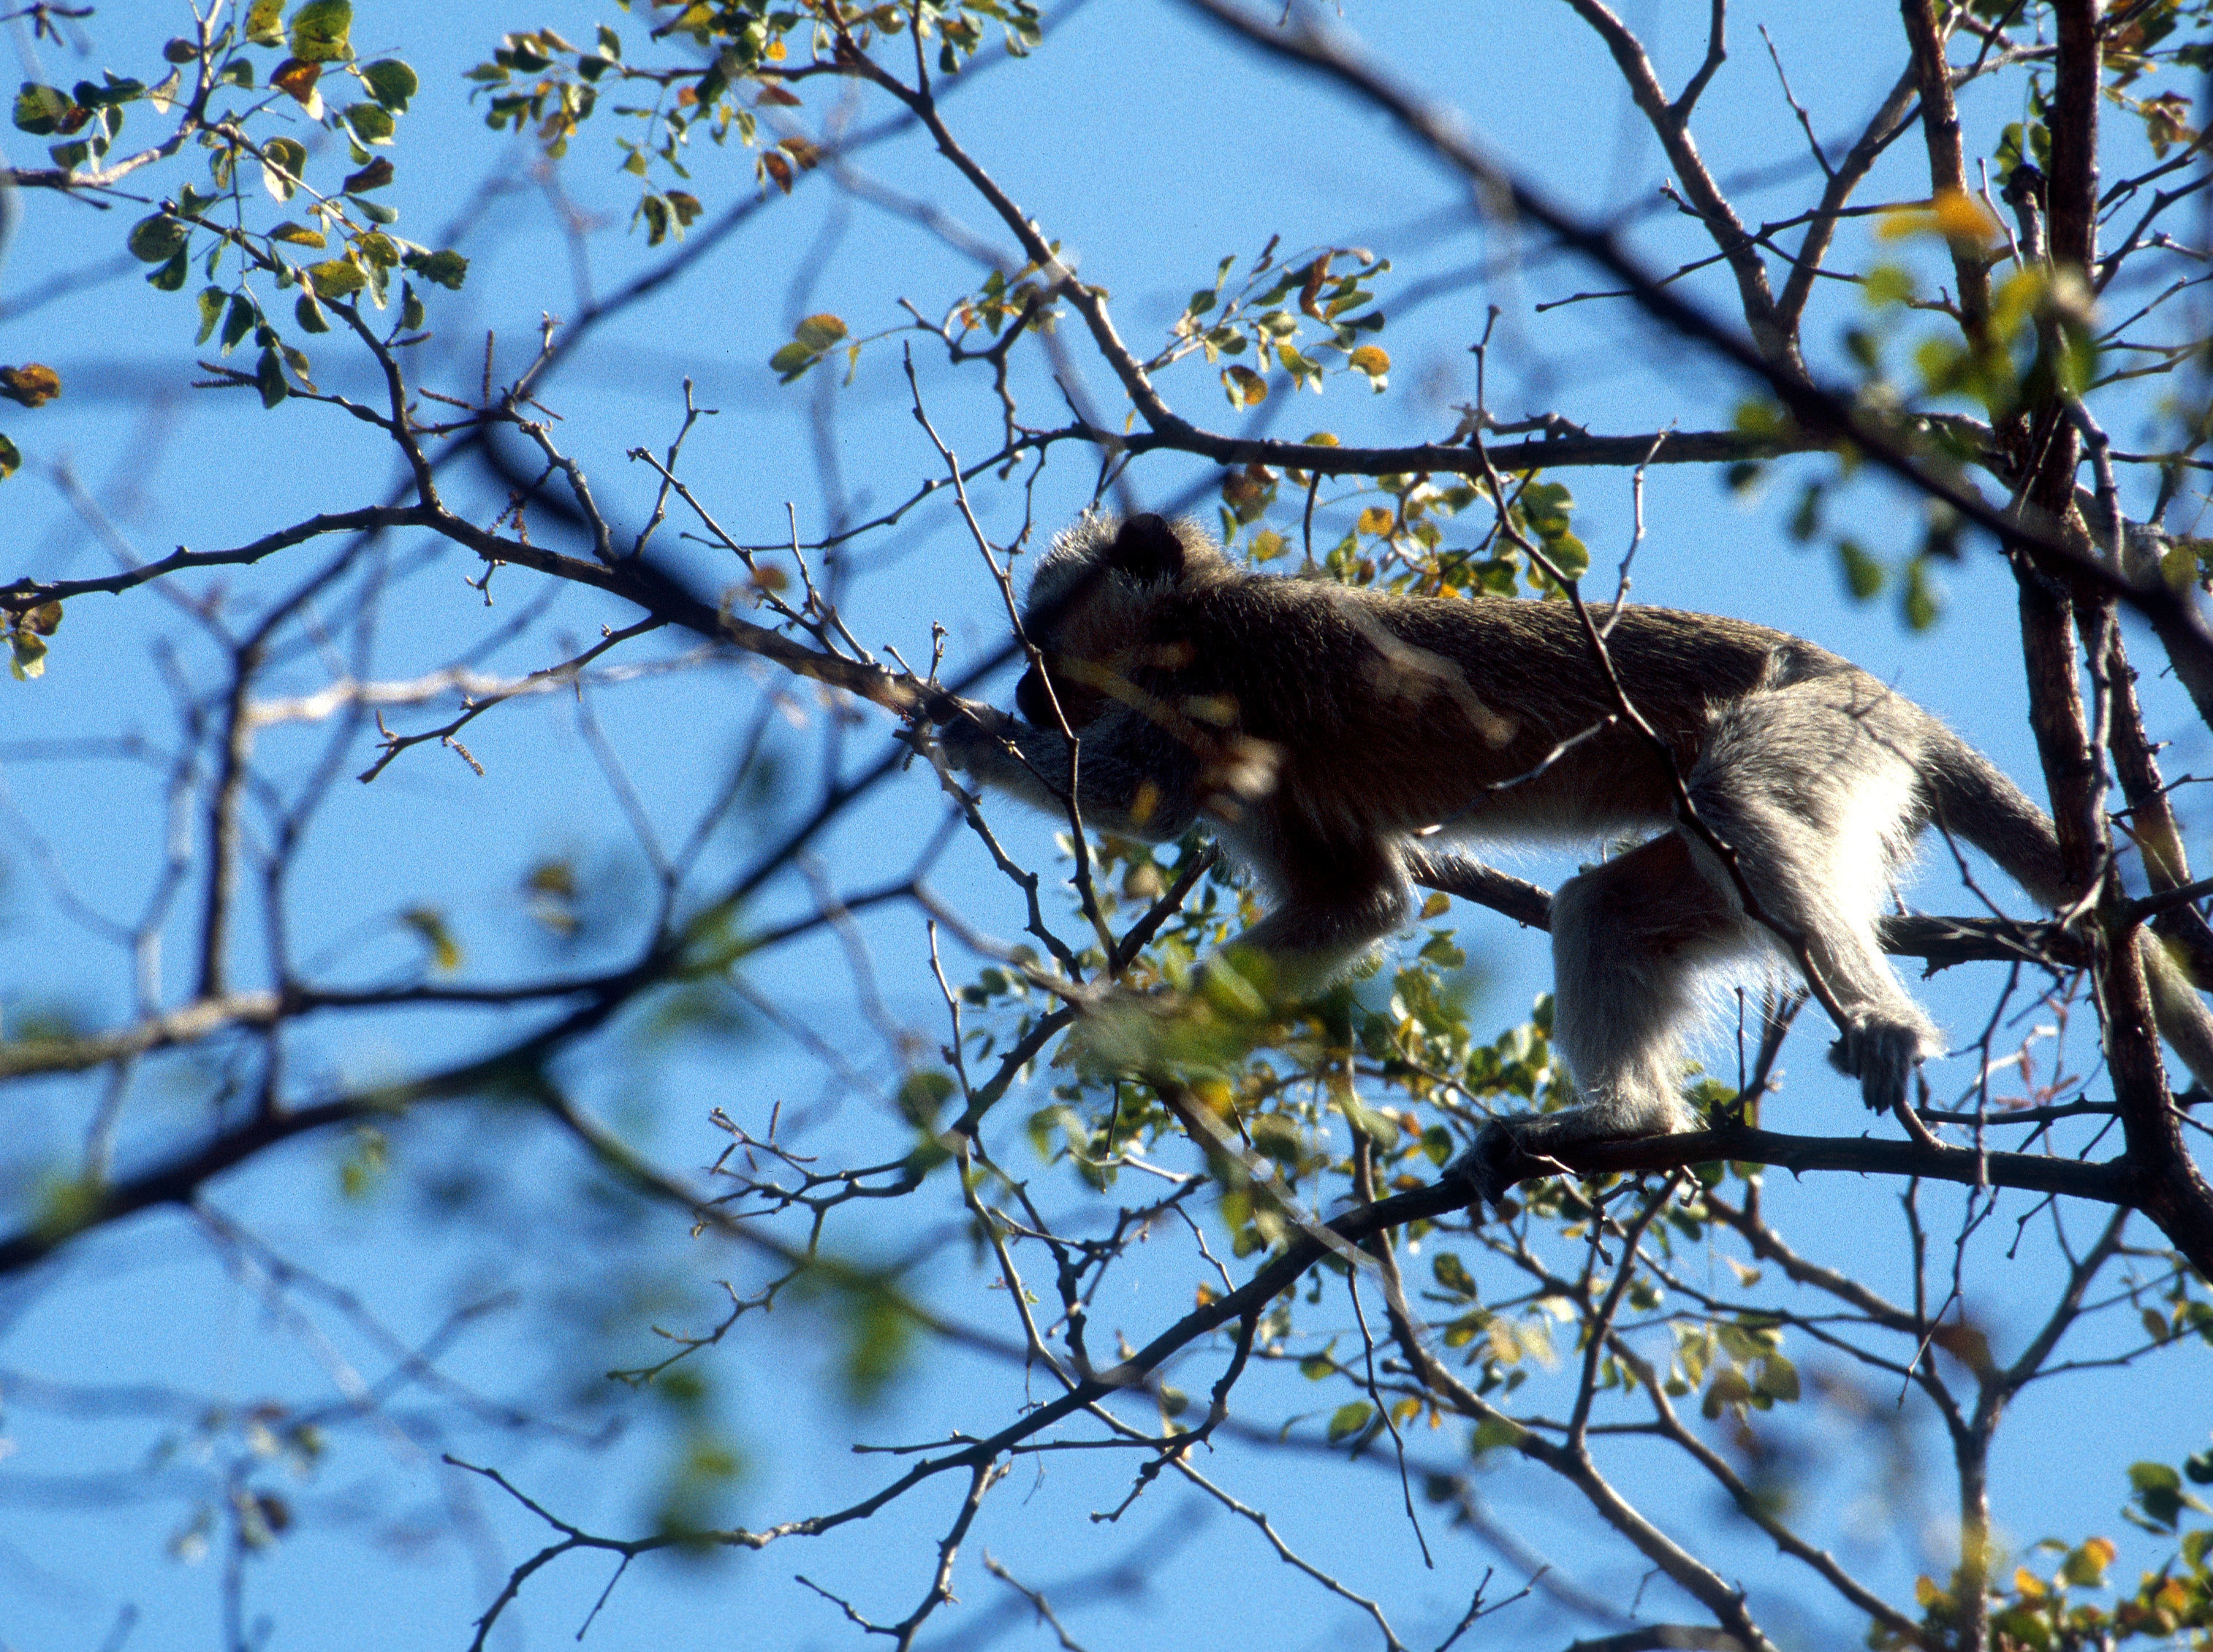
left=1107, top=514, right=1185, bottom=585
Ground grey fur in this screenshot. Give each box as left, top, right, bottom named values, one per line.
left=937, top=513, right=2213, bottom=1204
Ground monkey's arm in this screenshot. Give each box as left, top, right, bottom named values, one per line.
left=938, top=701, right=1202, bottom=844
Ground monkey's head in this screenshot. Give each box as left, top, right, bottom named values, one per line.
left=1014, top=513, right=1227, bottom=731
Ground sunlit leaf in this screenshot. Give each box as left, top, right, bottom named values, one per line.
left=126, top=213, right=190, bottom=263
left=0, top=364, right=61, bottom=408
left=270, top=57, right=321, bottom=109
left=260, top=135, right=307, bottom=201
left=244, top=0, right=286, bottom=45
left=401, top=249, right=468, bottom=290
left=12, top=83, right=79, bottom=136
left=359, top=58, right=417, bottom=112
left=287, top=0, right=353, bottom=64
left=401, top=907, right=463, bottom=972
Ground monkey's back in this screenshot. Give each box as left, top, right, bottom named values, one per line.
left=1150, top=577, right=1863, bottom=842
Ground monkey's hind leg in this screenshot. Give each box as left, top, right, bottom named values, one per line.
left=1686, top=677, right=1943, bottom=1113
left=1459, top=832, right=1744, bottom=1204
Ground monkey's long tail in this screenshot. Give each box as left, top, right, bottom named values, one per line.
left=1926, top=731, right=2213, bottom=1097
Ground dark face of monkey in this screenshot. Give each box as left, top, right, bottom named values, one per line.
left=1010, top=513, right=1217, bottom=741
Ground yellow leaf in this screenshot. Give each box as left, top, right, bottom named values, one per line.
left=1356, top=506, right=1394, bottom=536
left=1932, top=189, right=2004, bottom=245
left=1221, top=365, right=1267, bottom=409
left=0, top=363, right=61, bottom=408
left=271, top=57, right=322, bottom=110
left=1877, top=190, right=2003, bottom=249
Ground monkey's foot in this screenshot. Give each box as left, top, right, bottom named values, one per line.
left=1449, top=1121, right=1553, bottom=1211
left=1827, top=1011, right=1940, bottom=1113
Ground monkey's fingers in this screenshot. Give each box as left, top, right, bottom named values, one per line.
left=1826, top=1014, right=1932, bottom=1114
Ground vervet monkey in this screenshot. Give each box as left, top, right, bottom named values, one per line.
left=935, top=512, right=2213, bottom=1200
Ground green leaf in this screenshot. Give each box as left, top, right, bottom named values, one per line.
left=401, top=248, right=467, bottom=290
left=287, top=0, right=353, bottom=64
left=794, top=313, right=847, bottom=352
left=1864, top=264, right=1915, bottom=308
left=341, top=101, right=393, bottom=145
left=770, top=342, right=816, bottom=383
left=337, top=1126, right=387, bottom=1200
left=269, top=220, right=326, bottom=247
left=1470, top=1415, right=1525, bottom=1454
left=221, top=294, right=257, bottom=354
left=401, top=906, right=463, bottom=972
left=1326, top=1401, right=1374, bottom=1444
left=399, top=281, right=424, bottom=332
left=294, top=291, right=330, bottom=332
left=2059, top=1537, right=2115, bottom=1587
left=254, top=345, right=288, bottom=409
left=126, top=213, right=190, bottom=263
left=1836, top=538, right=1885, bottom=600
left=146, top=249, right=188, bottom=292
left=9, top=628, right=48, bottom=679
left=1431, top=1251, right=1476, bottom=1300
left=12, top=83, right=77, bottom=136
left=306, top=259, right=365, bottom=299
left=0, top=433, right=19, bottom=481
left=260, top=135, right=306, bottom=201
left=194, top=286, right=227, bottom=345
left=896, top=1069, right=954, bottom=1127
left=357, top=58, right=416, bottom=112
left=244, top=0, right=286, bottom=46
left=1754, top=1353, right=1800, bottom=1402
left=1900, top=556, right=1940, bottom=631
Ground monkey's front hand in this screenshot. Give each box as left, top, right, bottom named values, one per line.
left=932, top=700, right=1021, bottom=771
left=1828, top=1010, right=1941, bottom=1113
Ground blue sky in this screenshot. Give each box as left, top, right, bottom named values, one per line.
left=3, top=2, right=2209, bottom=1649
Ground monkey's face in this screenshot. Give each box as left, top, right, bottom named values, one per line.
left=1015, top=658, right=1109, bottom=733
left=1015, top=576, right=1144, bottom=733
